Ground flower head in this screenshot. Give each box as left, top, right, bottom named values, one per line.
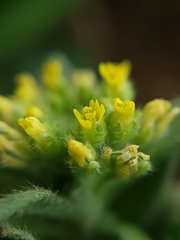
left=18, top=117, right=48, bottom=144
left=113, top=97, right=135, bottom=122
left=67, top=139, right=93, bottom=167
left=99, top=60, right=131, bottom=88
left=73, top=99, right=105, bottom=129
left=116, top=145, right=150, bottom=178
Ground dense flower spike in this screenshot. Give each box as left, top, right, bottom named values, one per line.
left=0, top=58, right=179, bottom=180
left=73, top=99, right=105, bottom=129
left=0, top=56, right=180, bottom=240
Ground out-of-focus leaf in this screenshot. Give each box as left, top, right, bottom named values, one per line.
left=0, top=0, right=89, bottom=61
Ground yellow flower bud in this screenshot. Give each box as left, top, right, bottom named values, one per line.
left=42, top=60, right=62, bottom=89
left=13, top=73, right=38, bottom=102
left=99, top=60, right=131, bottom=88
left=26, top=106, right=43, bottom=118
left=67, top=139, right=93, bottom=167
left=143, top=99, right=171, bottom=121
left=18, top=117, right=48, bottom=144
left=113, top=97, right=135, bottom=123
left=73, top=99, right=105, bottom=129
left=137, top=99, right=180, bottom=144
left=155, top=106, right=180, bottom=137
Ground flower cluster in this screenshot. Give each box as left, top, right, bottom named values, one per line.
left=0, top=58, right=179, bottom=179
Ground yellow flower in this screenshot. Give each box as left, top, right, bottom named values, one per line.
left=73, top=99, right=105, bottom=129
left=99, top=60, right=131, bottom=88
left=18, top=117, right=48, bottom=144
left=143, top=99, right=171, bottom=121
left=13, top=73, right=38, bottom=102
left=26, top=106, right=43, bottom=119
left=113, top=97, right=135, bottom=122
left=137, top=99, right=180, bottom=143
left=155, top=106, right=180, bottom=137
left=67, top=139, right=93, bottom=167
left=42, top=60, right=62, bottom=89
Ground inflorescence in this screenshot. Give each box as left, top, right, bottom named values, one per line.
left=0, top=58, right=179, bottom=179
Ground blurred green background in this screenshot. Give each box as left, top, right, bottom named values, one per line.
left=0, top=0, right=180, bottom=104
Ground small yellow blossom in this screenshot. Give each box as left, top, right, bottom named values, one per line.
left=99, top=60, right=131, bottom=88
left=26, top=106, right=43, bottom=119
left=113, top=97, right=135, bottom=122
left=143, top=99, right=171, bottom=121
left=42, top=60, right=62, bottom=89
left=67, top=139, right=93, bottom=167
left=13, top=73, right=38, bottom=102
left=73, top=99, right=105, bottom=129
left=18, top=117, right=48, bottom=144
left=155, top=106, right=180, bottom=137
left=137, top=99, right=180, bottom=143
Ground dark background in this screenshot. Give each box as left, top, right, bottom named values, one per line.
left=0, top=0, right=180, bottom=105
